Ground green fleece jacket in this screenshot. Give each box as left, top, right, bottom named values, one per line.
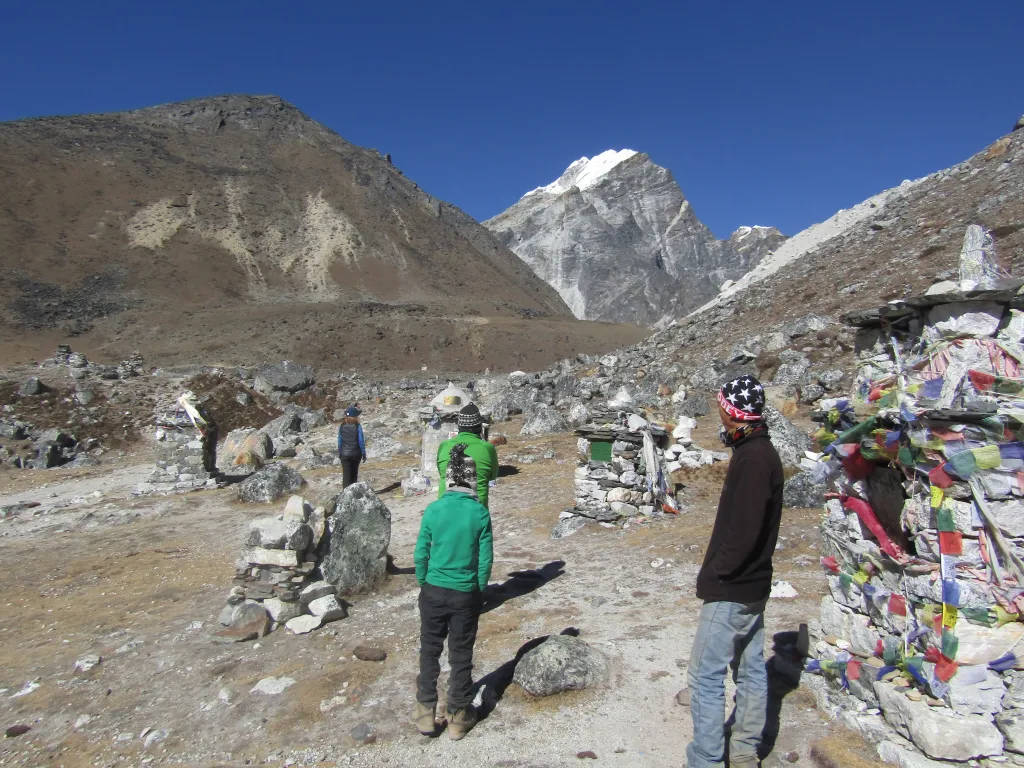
left=437, top=433, right=499, bottom=508
left=414, top=489, right=493, bottom=592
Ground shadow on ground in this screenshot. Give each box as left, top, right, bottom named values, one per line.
left=723, top=626, right=807, bottom=763
left=497, top=465, right=520, bottom=478
left=470, top=627, right=580, bottom=719
left=482, top=560, right=565, bottom=614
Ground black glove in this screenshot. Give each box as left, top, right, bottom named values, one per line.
left=361, top=455, right=367, bottom=464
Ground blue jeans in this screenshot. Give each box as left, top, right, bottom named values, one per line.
left=686, top=600, right=767, bottom=768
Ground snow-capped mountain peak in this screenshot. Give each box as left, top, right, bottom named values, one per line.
left=524, top=149, right=638, bottom=198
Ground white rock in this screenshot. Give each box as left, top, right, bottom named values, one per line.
left=608, top=387, right=634, bottom=408
left=243, top=548, right=299, bottom=567
left=299, top=581, right=337, bottom=606
left=671, top=390, right=687, bottom=404
left=73, top=715, right=93, bottom=730
left=876, top=740, right=952, bottom=768
left=672, top=416, right=696, bottom=439
left=143, top=729, right=169, bottom=749
left=250, top=676, right=296, bottom=695
left=283, top=494, right=311, bottom=522
left=610, top=502, right=639, bottom=518
left=73, top=655, right=102, bottom=673
left=286, top=614, right=323, bottom=635
left=666, top=461, right=683, bottom=473
left=308, top=595, right=347, bottom=622
left=12, top=681, right=40, bottom=697
left=875, top=681, right=1003, bottom=760
left=626, top=414, right=648, bottom=432
left=264, top=598, right=303, bottom=624
left=606, top=487, right=632, bottom=503
left=927, top=301, right=1003, bottom=339
left=769, top=581, right=798, bottom=599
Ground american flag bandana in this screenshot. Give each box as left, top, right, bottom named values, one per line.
left=717, top=375, right=766, bottom=422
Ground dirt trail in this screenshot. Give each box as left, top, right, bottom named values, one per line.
left=0, top=432, right=877, bottom=767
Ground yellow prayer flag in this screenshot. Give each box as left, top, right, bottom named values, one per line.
left=942, top=604, right=958, bottom=629
left=973, top=444, right=1002, bottom=470
left=930, top=486, right=944, bottom=509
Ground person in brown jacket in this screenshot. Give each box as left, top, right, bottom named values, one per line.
left=686, top=374, right=784, bottom=768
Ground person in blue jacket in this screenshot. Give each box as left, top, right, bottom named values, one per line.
left=337, top=406, right=366, bottom=487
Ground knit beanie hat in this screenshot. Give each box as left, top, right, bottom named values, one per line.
left=717, top=375, right=766, bottom=422
left=446, top=443, right=479, bottom=490
left=457, top=403, right=483, bottom=429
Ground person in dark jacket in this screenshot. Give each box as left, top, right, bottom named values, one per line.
left=337, top=407, right=367, bottom=488
left=686, top=375, right=784, bottom=768
left=412, top=443, right=493, bottom=740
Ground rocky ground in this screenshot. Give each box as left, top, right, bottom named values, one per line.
left=0, top=408, right=885, bottom=767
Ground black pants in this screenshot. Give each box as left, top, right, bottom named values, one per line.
left=341, top=456, right=360, bottom=487
left=417, top=583, right=481, bottom=710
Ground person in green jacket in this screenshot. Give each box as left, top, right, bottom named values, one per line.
left=436, top=403, right=499, bottom=508
left=412, top=443, right=493, bottom=740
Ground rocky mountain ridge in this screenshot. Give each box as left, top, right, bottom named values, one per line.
left=0, top=95, right=647, bottom=370
left=484, top=150, right=786, bottom=326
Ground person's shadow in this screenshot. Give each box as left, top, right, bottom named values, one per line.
left=469, top=627, right=581, bottom=720
left=497, top=465, right=520, bottom=478
left=481, top=560, right=565, bottom=614
left=723, top=626, right=806, bottom=763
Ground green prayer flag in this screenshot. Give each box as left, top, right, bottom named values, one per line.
left=897, top=446, right=915, bottom=466
left=590, top=441, right=612, bottom=463
left=941, top=630, right=959, bottom=659
left=961, top=607, right=995, bottom=626
left=936, top=508, right=957, bottom=533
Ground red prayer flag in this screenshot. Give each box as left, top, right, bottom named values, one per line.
left=821, top=556, right=840, bottom=574
left=847, top=660, right=862, bottom=681
left=924, top=646, right=942, bottom=663
left=929, top=465, right=954, bottom=489
left=888, top=594, right=907, bottom=616
left=935, top=654, right=958, bottom=682
left=939, top=531, right=964, bottom=556
left=875, top=639, right=884, bottom=657
left=969, top=370, right=996, bottom=392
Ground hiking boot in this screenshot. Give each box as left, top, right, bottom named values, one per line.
left=411, top=701, right=436, bottom=735
left=446, top=704, right=478, bottom=740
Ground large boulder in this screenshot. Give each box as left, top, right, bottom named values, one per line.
left=218, top=428, right=274, bottom=471
left=782, top=473, right=826, bottom=509
left=762, top=406, right=811, bottom=469
left=245, top=517, right=312, bottom=551
left=237, top=464, right=305, bottom=504
left=520, top=404, right=569, bottom=436
left=320, top=483, right=391, bottom=596
left=512, top=634, right=608, bottom=697
left=253, top=362, right=314, bottom=395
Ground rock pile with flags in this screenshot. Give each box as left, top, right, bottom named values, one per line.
left=802, top=226, right=1024, bottom=762
left=138, top=391, right=220, bottom=494
left=557, top=406, right=707, bottom=536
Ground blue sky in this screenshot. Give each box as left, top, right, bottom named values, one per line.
left=2, top=0, right=1021, bottom=238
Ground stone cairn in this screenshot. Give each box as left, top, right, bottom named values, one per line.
left=561, top=406, right=715, bottom=534
left=217, top=484, right=391, bottom=641
left=140, top=395, right=218, bottom=494
left=800, top=227, right=1024, bottom=763
left=218, top=494, right=342, bottom=640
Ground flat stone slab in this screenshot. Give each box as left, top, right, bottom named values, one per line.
left=875, top=681, right=1003, bottom=760
left=308, top=595, right=346, bottom=622
left=250, top=676, right=296, bottom=695
left=243, top=548, right=299, bottom=568
left=285, top=615, right=323, bottom=635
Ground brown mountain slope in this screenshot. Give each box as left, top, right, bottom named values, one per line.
left=658, top=126, right=1024, bottom=377
left=0, top=95, right=647, bottom=369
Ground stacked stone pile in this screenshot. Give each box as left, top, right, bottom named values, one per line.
left=562, top=407, right=708, bottom=533
left=800, top=227, right=1024, bottom=763
left=146, top=426, right=218, bottom=493
left=216, top=484, right=391, bottom=640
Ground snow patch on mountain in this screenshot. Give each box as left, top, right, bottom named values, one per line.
left=525, top=149, right=638, bottom=198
